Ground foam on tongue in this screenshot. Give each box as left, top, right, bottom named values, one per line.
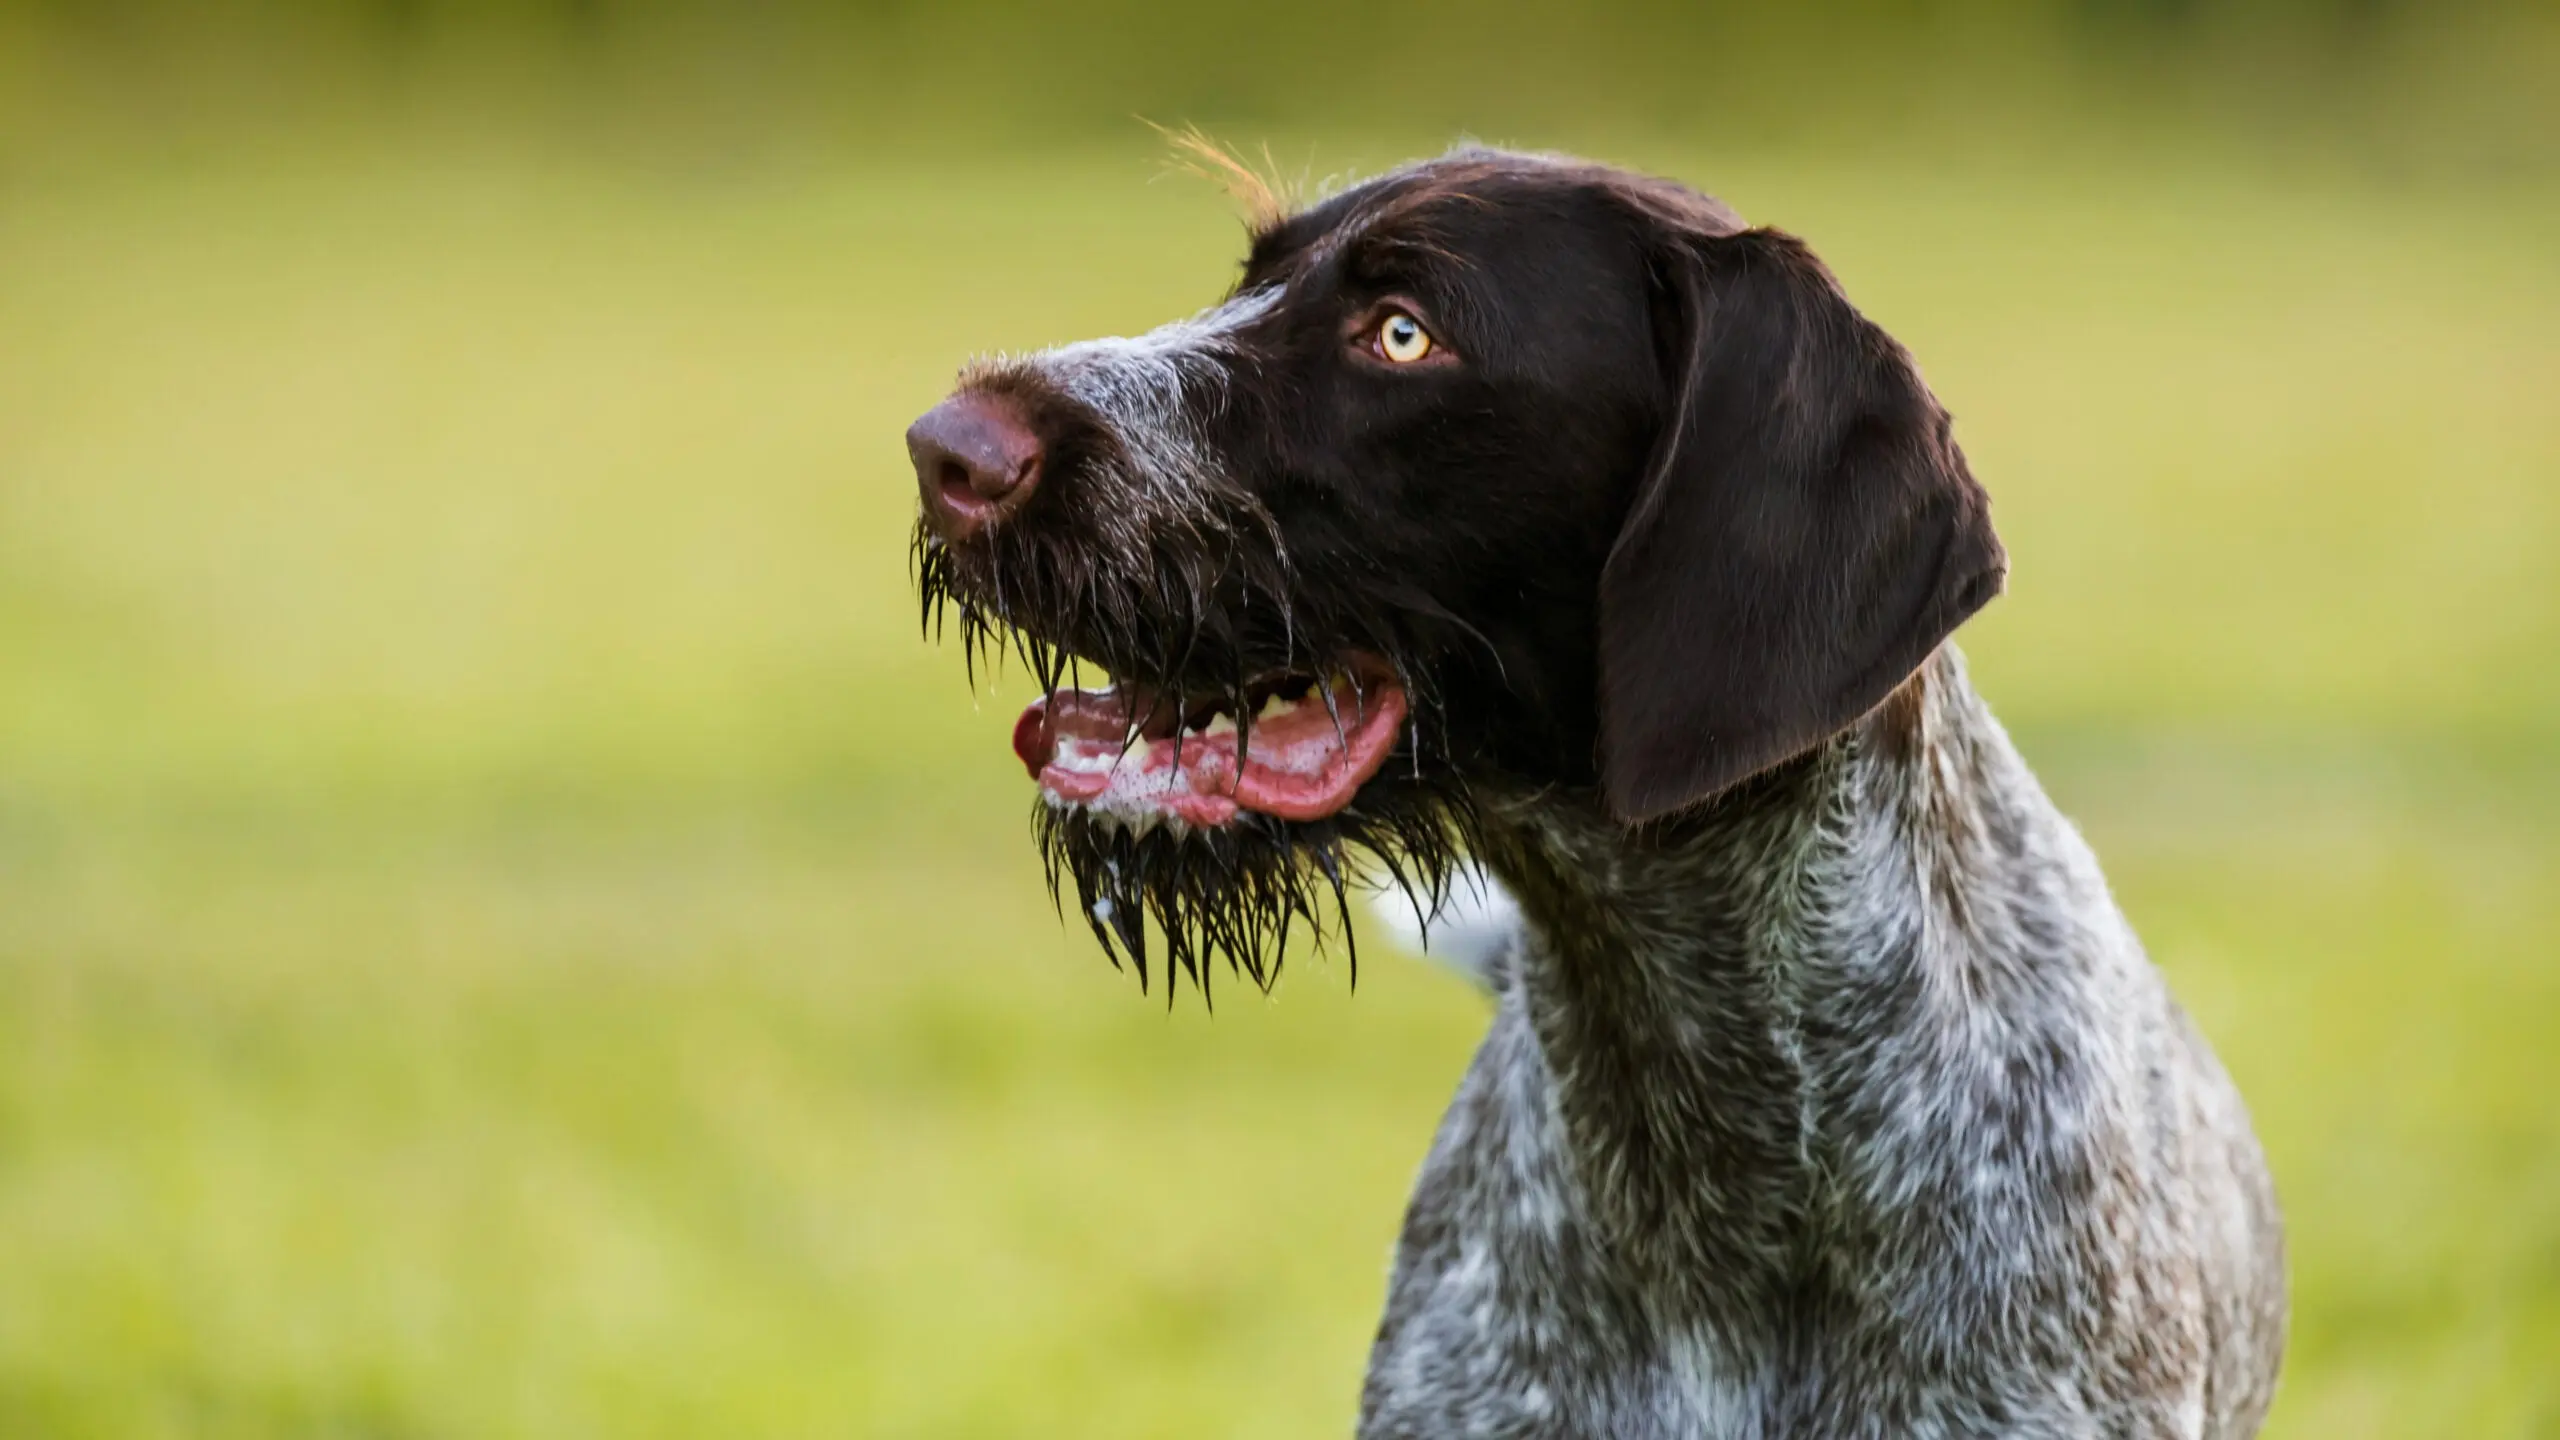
left=1013, top=672, right=1407, bottom=830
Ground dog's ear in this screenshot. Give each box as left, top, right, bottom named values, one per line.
left=1598, top=226, right=2006, bottom=825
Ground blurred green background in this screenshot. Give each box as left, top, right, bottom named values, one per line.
left=1, top=2, right=2555, bottom=1435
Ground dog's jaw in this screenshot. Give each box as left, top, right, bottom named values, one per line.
left=1014, top=662, right=1409, bottom=834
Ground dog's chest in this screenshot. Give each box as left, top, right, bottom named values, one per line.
left=1358, top=999, right=1770, bottom=1439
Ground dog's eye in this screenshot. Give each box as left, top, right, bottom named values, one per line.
left=1374, top=311, right=1436, bottom=364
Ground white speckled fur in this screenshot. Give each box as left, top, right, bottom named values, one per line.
left=1019, top=285, right=1276, bottom=512
left=1358, top=650, right=2286, bottom=1438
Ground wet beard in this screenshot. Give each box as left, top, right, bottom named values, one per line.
left=917, top=528, right=1477, bottom=1002
left=912, top=509, right=1298, bottom=704
left=1033, top=782, right=1473, bottom=1004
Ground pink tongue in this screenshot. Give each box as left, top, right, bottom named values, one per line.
left=1014, top=675, right=1407, bottom=828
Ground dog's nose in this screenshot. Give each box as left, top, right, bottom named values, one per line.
left=909, top=392, right=1044, bottom=539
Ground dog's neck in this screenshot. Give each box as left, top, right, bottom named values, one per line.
left=1468, top=647, right=2072, bottom=1308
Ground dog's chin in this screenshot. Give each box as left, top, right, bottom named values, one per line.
left=918, top=532, right=1475, bottom=997
left=1034, top=774, right=1468, bottom=1001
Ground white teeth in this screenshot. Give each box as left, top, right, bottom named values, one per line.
left=1051, top=739, right=1116, bottom=775
left=1258, top=692, right=1294, bottom=721
left=1201, top=713, right=1236, bottom=737
left=1051, top=795, right=1190, bottom=840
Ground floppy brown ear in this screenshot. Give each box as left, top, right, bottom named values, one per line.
left=1599, top=226, right=2006, bottom=824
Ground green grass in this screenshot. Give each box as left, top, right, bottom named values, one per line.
left=0, top=134, right=2555, bottom=1436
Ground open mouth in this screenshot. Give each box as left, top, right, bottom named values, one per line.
left=1012, top=658, right=1408, bottom=832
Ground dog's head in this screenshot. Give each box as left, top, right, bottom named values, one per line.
left=909, top=147, right=2003, bottom=991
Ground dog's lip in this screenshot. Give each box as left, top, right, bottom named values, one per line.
left=1013, top=658, right=1407, bottom=828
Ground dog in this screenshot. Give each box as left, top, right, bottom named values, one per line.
left=906, top=146, right=2286, bottom=1437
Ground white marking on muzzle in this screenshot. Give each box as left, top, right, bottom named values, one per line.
left=1024, top=285, right=1277, bottom=509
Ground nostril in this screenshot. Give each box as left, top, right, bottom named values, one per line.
left=935, top=460, right=991, bottom=520
left=999, top=453, right=1041, bottom=498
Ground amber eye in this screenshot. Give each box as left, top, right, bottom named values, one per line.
left=1375, top=310, right=1435, bottom=364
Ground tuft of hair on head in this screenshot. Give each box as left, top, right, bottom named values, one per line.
left=1147, top=121, right=1294, bottom=237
